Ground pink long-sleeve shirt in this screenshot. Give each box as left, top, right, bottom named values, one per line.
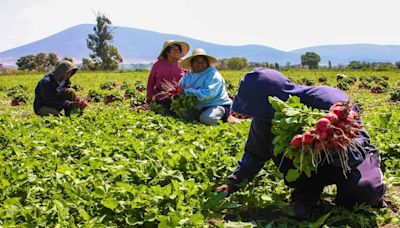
left=146, top=59, right=186, bottom=103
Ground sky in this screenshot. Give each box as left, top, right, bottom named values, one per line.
left=0, top=0, right=399, bottom=52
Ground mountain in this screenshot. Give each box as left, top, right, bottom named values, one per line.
left=292, top=44, right=400, bottom=64
left=1, top=24, right=399, bottom=65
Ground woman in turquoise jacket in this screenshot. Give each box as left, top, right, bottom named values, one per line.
left=179, top=48, right=232, bottom=125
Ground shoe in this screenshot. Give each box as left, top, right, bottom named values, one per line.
left=288, top=199, right=318, bottom=220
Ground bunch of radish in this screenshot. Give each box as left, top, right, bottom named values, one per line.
left=291, top=101, right=362, bottom=151
left=74, top=97, right=89, bottom=108
left=158, top=80, right=184, bottom=100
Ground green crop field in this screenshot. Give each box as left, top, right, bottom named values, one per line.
left=0, top=69, right=399, bottom=227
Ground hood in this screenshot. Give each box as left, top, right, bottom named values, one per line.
left=52, top=60, right=78, bottom=82
left=232, top=68, right=349, bottom=120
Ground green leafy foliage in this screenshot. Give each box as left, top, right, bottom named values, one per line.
left=171, top=94, right=198, bottom=119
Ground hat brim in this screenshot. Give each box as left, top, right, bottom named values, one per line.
left=179, top=54, right=218, bottom=69
left=157, top=41, right=190, bottom=60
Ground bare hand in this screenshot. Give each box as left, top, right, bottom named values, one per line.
left=216, top=184, right=230, bottom=193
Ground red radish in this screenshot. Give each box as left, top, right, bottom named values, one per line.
left=331, top=106, right=346, bottom=120
left=319, top=131, right=328, bottom=140
left=324, top=112, right=338, bottom=124
left=347, top=110, right=358, bottom=120
left=11, top=99, right=20, bottom=106
left=329, top=101, right=344, bottom=111
left=291, top=134, right=303, bottom=148
left=316, top=118, right=331, bottom=132
left=336, top=121, right=346, bottom=130
left=303, top=132, right=314, bottom=144
left=347, top=131, right=356, bottom=138
left=352, top=122, right=362, bottom=129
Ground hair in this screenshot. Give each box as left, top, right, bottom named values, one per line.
left=161, top=44, right=182, bottom=59
left=190, top=55, right=209, bottom=67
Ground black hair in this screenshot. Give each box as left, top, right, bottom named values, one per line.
left=161, top=44, right=182, bottom=59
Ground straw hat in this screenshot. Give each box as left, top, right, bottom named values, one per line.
left=179, top=48, right=218, bottom=69
left=157, top=40, right=190, bottom=60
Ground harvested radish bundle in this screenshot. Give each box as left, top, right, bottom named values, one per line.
left=158, top=80, right=184, bottom=100
left=269, top=96, right=363, bottom=182
left=70, top=97, right=89, bottom=115
left=171, top=93, right=198, bottom=119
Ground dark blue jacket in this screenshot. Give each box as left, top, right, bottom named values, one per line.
left=33, top=73, right=72, bottom=113
left=228, top=68, right=378, bottom=186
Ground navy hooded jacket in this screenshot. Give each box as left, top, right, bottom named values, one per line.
left=228, top=68, right=378, bottom=186
left=33, top=60, right=77, bottom=113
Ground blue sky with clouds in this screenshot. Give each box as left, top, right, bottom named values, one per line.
left=1, top=0, right=399, bottom=52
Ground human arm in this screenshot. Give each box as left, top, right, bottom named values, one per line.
left=146, top=65, right=157, bottom=104
left=222, top=119, right=274, bottom=192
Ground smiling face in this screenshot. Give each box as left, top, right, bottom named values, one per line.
left=166, top=44, right=182, bottom=62
left=190, top=56, right=209, bottom=73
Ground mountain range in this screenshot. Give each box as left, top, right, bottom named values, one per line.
left=1, top=24, right=399, bottom=65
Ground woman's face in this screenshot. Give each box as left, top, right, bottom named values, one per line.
left=166, top=45, right=181, bottom=62
left=191, top=56, right=209, bottom=73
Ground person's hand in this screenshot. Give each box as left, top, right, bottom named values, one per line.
left=216, top=184, right=230, bottom=193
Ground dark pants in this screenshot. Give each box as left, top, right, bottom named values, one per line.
left=279, top=153, right=385, bottom=208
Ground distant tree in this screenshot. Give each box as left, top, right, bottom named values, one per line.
left=328, top=60, right=332, bottom=69
left=81, top=58, right=97, bottom=71
left=347, top=61, right=363, bottom=70
left=226, top=57, right=248, bottom=70
left=47, top=53, right=59, bottom=68
left=274, top=62, right=280, bottom=69
left=16, top=55, right=36, bottom=72
left=395, top=61, right=400, bottom=69
left=86, top=12, right=122, bottom=71
left=34, top=52, right=48, bottom=72
left=300, top=52, right=321, bottom=69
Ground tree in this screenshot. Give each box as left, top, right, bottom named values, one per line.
left=274, top=62, right=280, bottom=69
left=226, top=57, right=248, bottom=70
left=86, top=12, right=122, bottom=71
left=395, top=61, right=400, bottom=69
left=34, top=52, right=48, bottom=72
left=16, top=55, right=36, bottom=72
left=300, top=52, right=321, bottom=69
left=47, top=53, right=59, bottom=69
left=328, top=60, right=332, bottom=69
left=81, top=58, right=97, bottom=71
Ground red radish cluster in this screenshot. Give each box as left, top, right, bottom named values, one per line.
left=11, top=99, right=20, bottom=106
left=74, top=97, right=89, bottom=108
left=158, top=80, right=184, bottom=100
left=230, top=110, right=250, bottom=120
left=291, top=101, right=362, bottom=150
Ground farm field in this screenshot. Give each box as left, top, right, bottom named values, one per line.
left=0, top=69, right=400, bottom=227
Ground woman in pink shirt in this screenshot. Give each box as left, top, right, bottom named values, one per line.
left=146, top=40, right=189, bottom=111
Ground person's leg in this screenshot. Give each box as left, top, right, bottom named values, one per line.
left=199, top=106, right=225, bottom=125
left=36, top=106, right=60, bottom=116
left=335, top=153, right=386, bottom=208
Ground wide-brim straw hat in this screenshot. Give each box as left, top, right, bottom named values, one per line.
left=179, top=48, right=218, bottom=69
left=157, top=40, right=190, bottom=60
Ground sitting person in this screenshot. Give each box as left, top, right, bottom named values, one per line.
left=179, top=48, right=232, bottom=125
left=33, top=60, right=78, bottom=116
left=217, top=68, right=386, bottom=219
left=145, top=40, right=190, bottom=112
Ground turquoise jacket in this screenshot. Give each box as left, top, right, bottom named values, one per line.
left=179, top=66, right=232, bottom=110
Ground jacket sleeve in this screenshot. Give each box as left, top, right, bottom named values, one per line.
left=228, top=118, right=274, bottom=187
left=40, top=81, right=71, bottom=110
left=146, top=65, right=157, bottom=104
left=184, top=72, right=223, bottom=101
